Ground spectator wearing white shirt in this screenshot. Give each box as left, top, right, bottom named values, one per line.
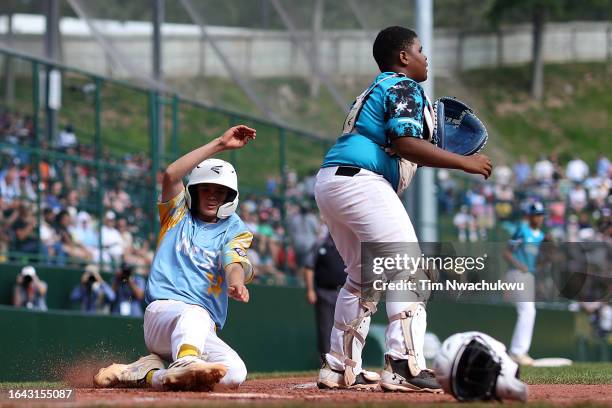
left=0, top=165, right=20, bottom=203
left=566, top=156, right=589, bottom=183
left=533, top=155, right=554, bottom=184
left=453, top=205, right=476, bottom=242
left=101, top=211, right=124, bottom=265
left=568, top=184, right=588, bottom=213
left=56, top=124, right=77, bottom=149
left=495, top=164, right=513, bottom=186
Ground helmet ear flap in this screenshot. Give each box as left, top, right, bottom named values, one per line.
left=186, top=185, right=198, bottom=210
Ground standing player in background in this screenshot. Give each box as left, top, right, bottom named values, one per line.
left=315, top=26, right=492, bottom=391
left=94, top=125, right=256, bottom=391
left=503, top=202, right=546, bottom=366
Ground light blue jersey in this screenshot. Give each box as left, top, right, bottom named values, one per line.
left=145, top=190, right=253, bottom=329
left=322, top=72, right=428, bottom=190
left=508, top=222, right=544, bottom=274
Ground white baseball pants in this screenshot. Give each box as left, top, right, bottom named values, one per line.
left=506, top=269, right=536, bottom=355
left=314, top=166, right=427, bottom=374
left=144, top=299, right=247, bottom=389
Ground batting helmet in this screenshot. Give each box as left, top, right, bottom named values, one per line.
left=185, top=158, right=239, bottom=219
left=433, top=331, right=528, bottom=402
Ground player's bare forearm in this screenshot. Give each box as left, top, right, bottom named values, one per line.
left=226, top=263, right=250, bottom=302
left=393, top=137, right=492, bottom=179
left=161, top=125, right=256, bottom=202
left=304, top=268, right=315, bottom=293
left=161, top=138, right=223, bottom=202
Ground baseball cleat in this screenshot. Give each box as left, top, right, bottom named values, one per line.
left=161, top=355, right=227, bottom=391
left=93, top=354, right=165, bottom=388
left=317, top=362, right=379, bottom=390
left=510, top=353, right=534, bottom=366
left=380, top=356, right=443, bottom=393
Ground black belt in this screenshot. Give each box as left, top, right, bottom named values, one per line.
left=335, top=166, right=361, bottom=177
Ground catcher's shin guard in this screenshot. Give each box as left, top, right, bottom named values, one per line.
left=389, top=302, right=428, bottom=376
left=328, top=291, right=378, bottom=387
left=381, top=302, right=441, bottom=393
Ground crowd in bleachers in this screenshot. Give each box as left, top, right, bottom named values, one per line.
left=441, top=153, right=611, bottom=243
left=1, top=108, right=610, bottom=292
left=0, top=109, right=325, bottom=285
left=0, top=109, right=155, bottom=273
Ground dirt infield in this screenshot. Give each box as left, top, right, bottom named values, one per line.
left=8, top=376, right=609, bottom=407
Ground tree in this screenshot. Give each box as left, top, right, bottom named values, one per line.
left=488, top=0, right=556, bottom=101
left=488, top=0, right=612, bottom=101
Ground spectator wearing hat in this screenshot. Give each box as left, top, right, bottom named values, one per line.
left=70, top=264, right=116, bottom=314
left=111, top=263, right=145, bottom=317
left=13, top=265, right=47, bottom=311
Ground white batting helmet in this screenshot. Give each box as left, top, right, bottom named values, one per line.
left=185, top=158, right=239, bottom=219
left=433, top=331, right=528, bottom=402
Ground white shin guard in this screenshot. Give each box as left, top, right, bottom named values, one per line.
left=327, top=286, right=377, bottom=385
left=387, top=302, right=428, bottom=376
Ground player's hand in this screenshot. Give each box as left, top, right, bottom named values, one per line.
left=461, top=153, right=493, bottom=180
left=218, top=125, right=256, bottom=151
left=228, top=284, right=250, bottom=302
left=306, top=289, right=317, bottom=305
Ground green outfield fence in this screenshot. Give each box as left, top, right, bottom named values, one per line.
left=0, top=46, right=331, bottom=271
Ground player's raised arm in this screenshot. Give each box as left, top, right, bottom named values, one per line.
left=161, top=125, right=256, bottom=202
left=392, top=136, right=493, bottom=179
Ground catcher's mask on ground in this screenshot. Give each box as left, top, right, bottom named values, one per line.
left=186, top=159, right=239, bottom=220
left=433, top=331, right=528, bottom=402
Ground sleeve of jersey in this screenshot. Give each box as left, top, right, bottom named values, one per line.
left=384, top=80, right=424, bottom=140
left=157, top=189, right=187, bottom=241
left=222, top=231, right=255, bottom=284
left=508, top=225, right=525, bottom=248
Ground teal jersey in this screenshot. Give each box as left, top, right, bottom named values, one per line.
left=322, top=72, right=428, bottom=189
left=508, top=222, right=544, bottom=274
left=145, top=189, right=253, bottom=329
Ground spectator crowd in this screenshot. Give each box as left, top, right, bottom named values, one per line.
left=442, top=153, right=611, bottom=244
left=1, top=108, right=610, bottom=295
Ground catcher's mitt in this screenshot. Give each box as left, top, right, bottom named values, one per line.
left=432, top=97, right=488, bottom=156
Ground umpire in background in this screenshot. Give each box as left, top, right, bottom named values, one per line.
left=304, top=232, right=347, bottom=363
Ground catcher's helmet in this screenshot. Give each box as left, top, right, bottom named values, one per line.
left=185, top=158, right=238, bottom=219
left=433, top=331, right=528, bottom=402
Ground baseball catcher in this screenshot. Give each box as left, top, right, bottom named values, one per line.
left=315, top=26, right=492, bottom=392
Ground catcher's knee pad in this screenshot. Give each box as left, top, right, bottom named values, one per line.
left=389, top=302, right=427, bottom=376
left=330, top=288, right=378, bottom=386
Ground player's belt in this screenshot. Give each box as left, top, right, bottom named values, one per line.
left=335, top=166, right=361, bottom=177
